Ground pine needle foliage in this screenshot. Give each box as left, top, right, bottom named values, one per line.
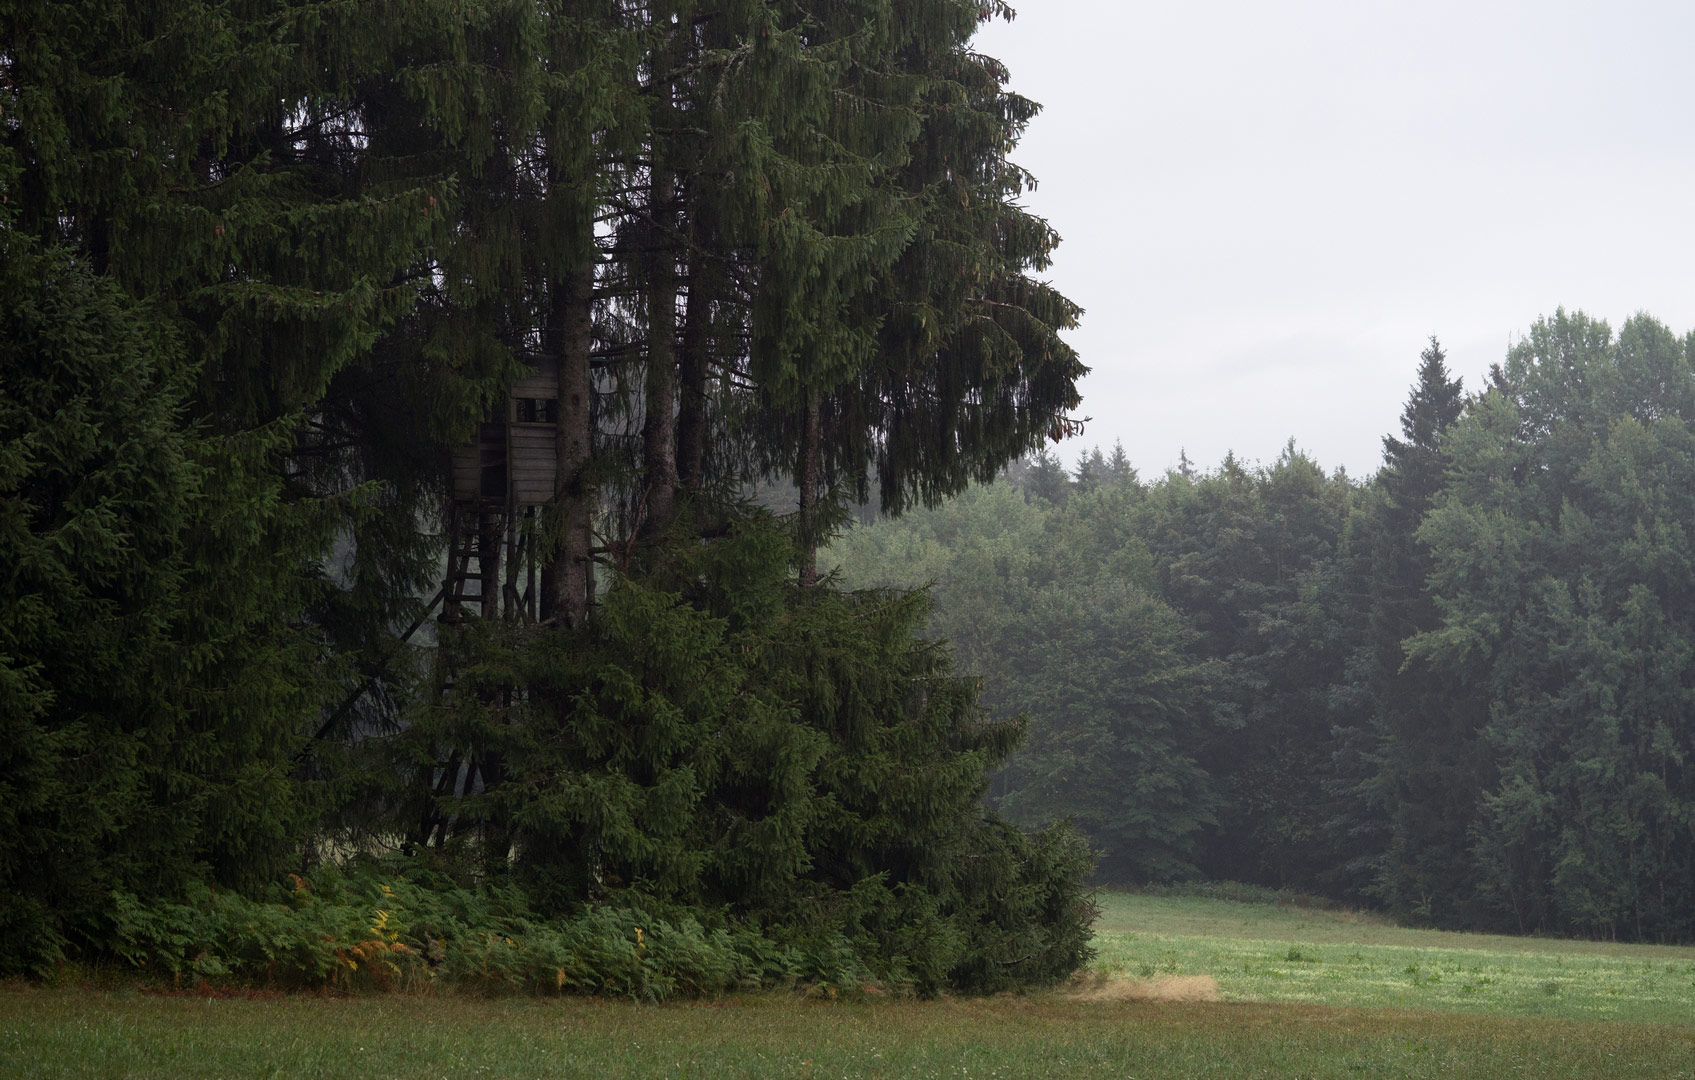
left=1, top=0, right=1092, bottom=985
left=409, top=519, right=1093, bottom=993
left=0, top=234, right=324, bottom=973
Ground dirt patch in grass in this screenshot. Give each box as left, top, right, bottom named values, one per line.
left=1067, top=975, right=1221, bottom=1003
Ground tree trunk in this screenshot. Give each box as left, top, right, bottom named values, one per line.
left=640, top=164, right=679, bottom=539
left=797, top=393, right=822, bottom=587
left=541, top=259, right=596, bottom=629
left=676, top=246, right=709, bottom=493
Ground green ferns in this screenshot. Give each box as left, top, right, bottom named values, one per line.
left=106, top=865, right=867, bottom=998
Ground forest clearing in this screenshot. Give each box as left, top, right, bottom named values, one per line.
left=5, top=892, right=1693, bottom=1079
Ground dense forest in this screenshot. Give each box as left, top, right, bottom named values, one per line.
left=830, top=322, right=1695, bottom=943
left=0, top=0, right=1096, bottom=990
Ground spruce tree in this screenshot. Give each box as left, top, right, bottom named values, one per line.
left=1107, top=440, right=1139, bottom=489
left=1360, top=339, right=1477, bottom=920
left=3, top=0, right=1097, bottom=986
left=0, top=237, right=207, bottom=970
left=1073, top=448, right=1106, bottom=493
left=836, top=8, right=1085, bottom=521
left=387, top=0, right=1098, bottom=986
left=1023, top=449, right=1072, bottom=506
left=0, top=0, right=523, bottom=960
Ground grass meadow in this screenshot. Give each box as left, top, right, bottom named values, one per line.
left=1091, top=890, right=1695, bottom=1025
left=5, top=891, right=1694, bottom=1079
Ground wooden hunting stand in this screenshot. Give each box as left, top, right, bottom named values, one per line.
left=443, top=355, right=559, bottom=622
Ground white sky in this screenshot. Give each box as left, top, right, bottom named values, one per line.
left=974, top=0, right=1695, bottom=477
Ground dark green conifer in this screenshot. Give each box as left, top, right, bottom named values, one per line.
left=1107, top=441, right=1139, bottom=488
left=1360, top=339, right=1477, bottom=920
left=1023, top=449, right=1072, bottom=506
left=0, top=0, right=537, bottom=962
left=2, top=0, right=1095, bottom=986
left=1073, top=448, right=1107, bottom=493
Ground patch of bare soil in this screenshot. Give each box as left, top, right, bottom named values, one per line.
left=1065, top=975, right=1221, bottom=1004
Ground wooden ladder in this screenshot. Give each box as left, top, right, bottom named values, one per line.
left=442, top=503, right=504, bottom=621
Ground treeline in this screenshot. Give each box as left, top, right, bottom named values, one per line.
left=0, top=0, right=1093, bottom=989
left=829, top=318, right=1695, bottom=942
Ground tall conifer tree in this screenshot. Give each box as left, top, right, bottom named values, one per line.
left=0, top=0, right=488, bottom=963
left=1361, top=339, right=1476, bottom=920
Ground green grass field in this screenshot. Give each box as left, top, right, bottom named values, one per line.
left=5, top=892, right=1694, bottom=1079
left=1091, top=890, right=1695, bottom=1025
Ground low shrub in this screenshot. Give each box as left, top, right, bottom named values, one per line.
left=102, top=864, right=874, bottom=1000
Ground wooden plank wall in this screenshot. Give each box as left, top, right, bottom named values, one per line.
left=512, top=355, right=559, bottom=401
left=451, top=445, right=481, bottom=501
left=509, top=423, right=557, bottom=506
left=510, top=353, right=558, bottom=507
left=450, top=354, right=561, bottom=507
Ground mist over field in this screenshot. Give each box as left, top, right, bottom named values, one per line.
left=830, top=323, right=1695, bottom=941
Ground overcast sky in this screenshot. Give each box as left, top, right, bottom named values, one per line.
left=973, top=0, right=1695, bottom=477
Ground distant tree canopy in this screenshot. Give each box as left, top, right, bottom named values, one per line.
left=830, top=317, right=1695, bottom=943
left=0, top=0, right=1093, bottom=988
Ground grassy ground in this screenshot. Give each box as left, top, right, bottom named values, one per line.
left=6, top=893, right=1695, bottom=1078
left=3, top=989, right=1694, bottom=1079
left=1091, top=891, right=1695, bottom=1025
